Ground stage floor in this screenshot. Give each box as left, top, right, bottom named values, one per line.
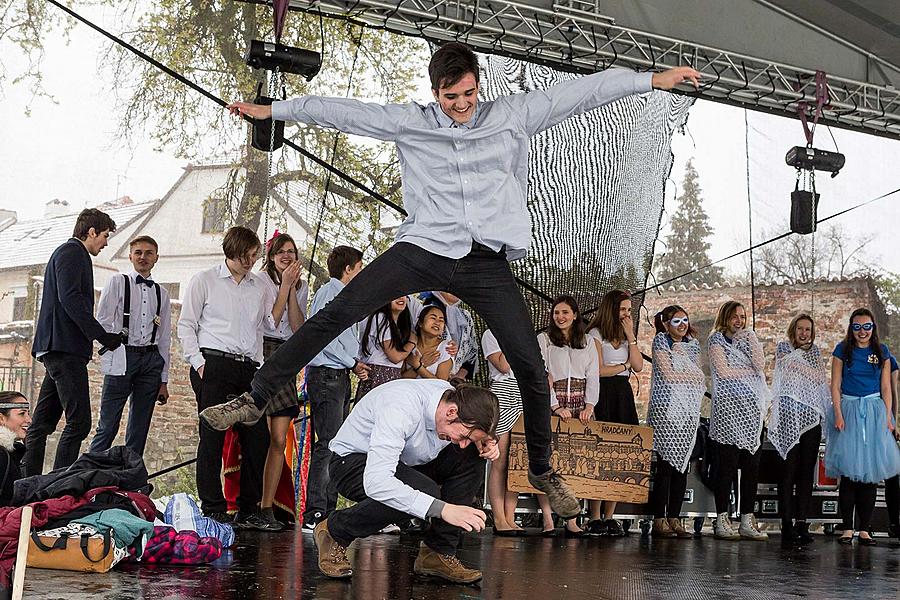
left=22, top=527, right=900, bottom=599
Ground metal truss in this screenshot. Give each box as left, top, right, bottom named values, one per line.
left=288, top=0, right=900, bottom=139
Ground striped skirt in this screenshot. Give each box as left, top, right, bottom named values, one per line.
left=491, top=377, right=523, bottom=436
left=263, top=338, right=300, bottom=416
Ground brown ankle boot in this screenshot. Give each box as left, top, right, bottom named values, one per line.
left=413, top=542, right=482, bottom=584
left=652, top=518, right=677, bottom=538
left=314, top=519, right=352, bottom=579
left=668, top=517, right=693, bottom=539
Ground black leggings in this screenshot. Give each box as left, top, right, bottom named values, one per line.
left=713, top=440, right=762, bottom=515
left=650, top=455, right=688, bottom=518
left=839, top=479, right=877, bottom=531
left=778, top=425, right=821, bottom=528
left=886, top=474, right=899, bottom=526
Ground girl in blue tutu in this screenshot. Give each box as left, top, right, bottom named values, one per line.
left=826, top=308, right=900, bottom=545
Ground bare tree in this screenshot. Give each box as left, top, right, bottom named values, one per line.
left=754, top=223, right=874, bottom=284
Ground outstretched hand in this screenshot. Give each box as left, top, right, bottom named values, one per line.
left=652, top=67, right=702, bottom=91
left=227, top=101, right=273, bottom=120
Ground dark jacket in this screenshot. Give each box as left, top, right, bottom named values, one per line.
left=11, top=446, right=148, bottom=506
left=0, top=430, right=24, bottom=507
left=32, top=238, right=106, bottom=361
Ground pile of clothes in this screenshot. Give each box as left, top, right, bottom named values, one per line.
left=0, top=447, right=233, bottom=598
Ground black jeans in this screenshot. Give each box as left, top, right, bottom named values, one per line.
left=328, top=444, right=484, bottom=556
left=778, top=425, right=821, bottom=527
left=302, top=366, right=351, bottom=523
left=252, top=242, right=551, bottom=470
left=650, top=455, right=688, bottom=518
left=24, top=352, right=91, bottom=475
left=89, top=348, right=164, bottom=457
left=713, top=440, right=762, bottom=514
left=189, top=355, right=269, bottom=514
left=886, top=474, right=899, bottom=526
left=839, top=479, right=877, bottom=531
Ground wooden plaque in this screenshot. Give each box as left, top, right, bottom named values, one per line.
left=507, top=416, right=654, bottom=504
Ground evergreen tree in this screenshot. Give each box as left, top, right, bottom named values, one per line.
left=654, top=159, right=724, bottom=287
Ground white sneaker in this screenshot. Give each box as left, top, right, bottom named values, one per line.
left=739, top=514, right=769, bottom=541
left=714, top=512, right=740, bottom=540
left=379, top=523, right=401, bottom=534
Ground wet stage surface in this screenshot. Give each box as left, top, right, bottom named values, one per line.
left=22, top=528, right=900, bottom=599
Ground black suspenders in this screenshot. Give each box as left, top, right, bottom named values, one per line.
left=121, top=274, right=162, bottom=345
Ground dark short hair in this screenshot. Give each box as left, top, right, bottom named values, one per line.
left=445, top=380, right=499, bottom=436
left=129, top=235, right=159, bottom=252
left=0, top=391, right=27, bottom=418
left=222, top=226, right=261, bottom=260
left=327, top=245, right=363, bottom=279
left=428, top=42, right=479, bottom=90
left=73, top=208, right=116, bottom=240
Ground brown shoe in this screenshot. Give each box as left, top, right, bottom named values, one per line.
left=528, top=469, right=581, bottom=519
left=314, top=519, right=352, bottom=579
left=413, top=542, right=482, bottom=584
left=652, top=517, right=677, bottom=538
left=668, top=517, right=694, bottom=539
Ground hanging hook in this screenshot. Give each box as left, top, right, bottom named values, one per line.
left=644, top=38, right=656, bottom=73
left=756, top=68, right=776, bottom=104
left=487, top=3, right=506, bottom=53
left=416, top=6, right=442, bottom=36
left=604, top=27, right=618, bottom=69
left=726, top=60, right=750, bottom=101
left=526, top=13, right=545, bottom=56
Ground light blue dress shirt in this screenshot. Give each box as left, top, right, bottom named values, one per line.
left=329, top=378, right=453, bottom=519
left=307, top=277, right=360, bottom=369
left=272, top=69, right=654, bottom=261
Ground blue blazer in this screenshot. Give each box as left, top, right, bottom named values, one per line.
left=32, top=238, right=107, bottom=361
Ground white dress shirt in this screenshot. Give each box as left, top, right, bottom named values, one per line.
left=177, top=263, right=273, bottom=370
left=329, top=378, right=452, bottom=519
left=259, top=272, right=309, bottom=340
left=96, top=270, right=172, bottom=382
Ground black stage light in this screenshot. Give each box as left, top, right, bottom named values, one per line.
left=245, top=40, right=321, bottom=80
left=785, top=146, right=845, bottom=177
left=790, top=187, right=820, bottom=235
left=250, top=83, right=284, bottom=152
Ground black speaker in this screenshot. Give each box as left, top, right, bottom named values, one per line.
left=790, top=188, right=819, bottom=234
left=250, top=84, right=284, bottom=152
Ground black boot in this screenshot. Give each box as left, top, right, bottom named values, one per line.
left=888, top=523, right=900, bottom=539
left=794, top=521, right=814, bottom=545
left=781, top=522, right=801, bottom=547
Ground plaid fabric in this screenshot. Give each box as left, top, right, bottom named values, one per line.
left=138, top=526, right=223, bottom=564
left=264, top=338, right=300, bottom=415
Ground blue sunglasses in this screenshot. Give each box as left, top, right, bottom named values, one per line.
left=851, top=323, right=874, bottom=332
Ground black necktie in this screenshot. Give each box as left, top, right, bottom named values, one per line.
left=135, top=275, right=153, bottom=287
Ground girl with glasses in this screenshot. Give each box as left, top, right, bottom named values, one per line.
left=584, top=289, right=644, bottom=537
left=770, top=314, right=830, bottom=546
left=536, top=295, right=599, bottom=536
left=708, top=301, right=769, bottom=541
left=826, top=308, right=900, bottom=545
left=646, top=306, right=704, bottom=538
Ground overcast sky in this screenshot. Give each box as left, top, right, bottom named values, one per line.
left=2, top=7, right=899, bottom=277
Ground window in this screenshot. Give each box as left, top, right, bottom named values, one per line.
left=202, top=196, right=227, bottom=234
left=12, top=297, right=28, bottom=321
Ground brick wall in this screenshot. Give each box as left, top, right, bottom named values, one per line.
left=630, top=277, right=887, bottom=419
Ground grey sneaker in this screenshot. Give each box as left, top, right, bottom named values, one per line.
left=200, top=392, right=263, bottom=430
left=739, top=514, right=768, bottom=541
left=528, top=469, right=581, bottom=519
left=714, top=512, right=740, bottom=540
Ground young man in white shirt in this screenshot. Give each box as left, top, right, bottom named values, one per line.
left=210, top=42, right=700, bottom=518
left=90, top=235, right=171, bottom=457
left=315, top=378, right=499, bottom=584
left=177, top=226, right=273, bottom=524
left=302, top=245, right=370, bottom=530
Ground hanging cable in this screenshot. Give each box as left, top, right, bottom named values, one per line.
left=744, top=108, right=757, bottom=329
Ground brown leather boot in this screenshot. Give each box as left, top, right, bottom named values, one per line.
left=668, top=517, right=694, bottom=539
left=314, top=519, right=352, bottom=579
left=652, top=517, right=677, bottom=538
left=413, top=542, right=482, bottom=584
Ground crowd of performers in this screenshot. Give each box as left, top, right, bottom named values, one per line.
left=9, top=42, right=900, bottom=586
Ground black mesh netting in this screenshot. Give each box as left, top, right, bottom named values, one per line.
left=477, top=54, right=695, bottom=327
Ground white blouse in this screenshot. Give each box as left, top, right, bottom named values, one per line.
left=260, top=273, right=309, bottom=340
left=587, top=327, right=630, bottom=377
left=537, top=332, right=599, bottom=406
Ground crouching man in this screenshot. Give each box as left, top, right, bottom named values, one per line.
left=315, top=378, right=499, bottom=584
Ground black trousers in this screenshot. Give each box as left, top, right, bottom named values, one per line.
left=328, top=445, right=484, bottom=556
left=24, top=352, right=91, bottom=475
left=778, top=425, right=821, bottom=527
left=886, top=474, right=899, bottom=526
left=650, top=455, right=688, bottom=519
left=251, top=242, right=551, bottom=470
left=189, top=354, right=269, bottom=514
left=713, top=440, right=762, bottom=514
left=302, top=366, right=351, bottom=523
left=839, top=479, right=877, bottom=531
